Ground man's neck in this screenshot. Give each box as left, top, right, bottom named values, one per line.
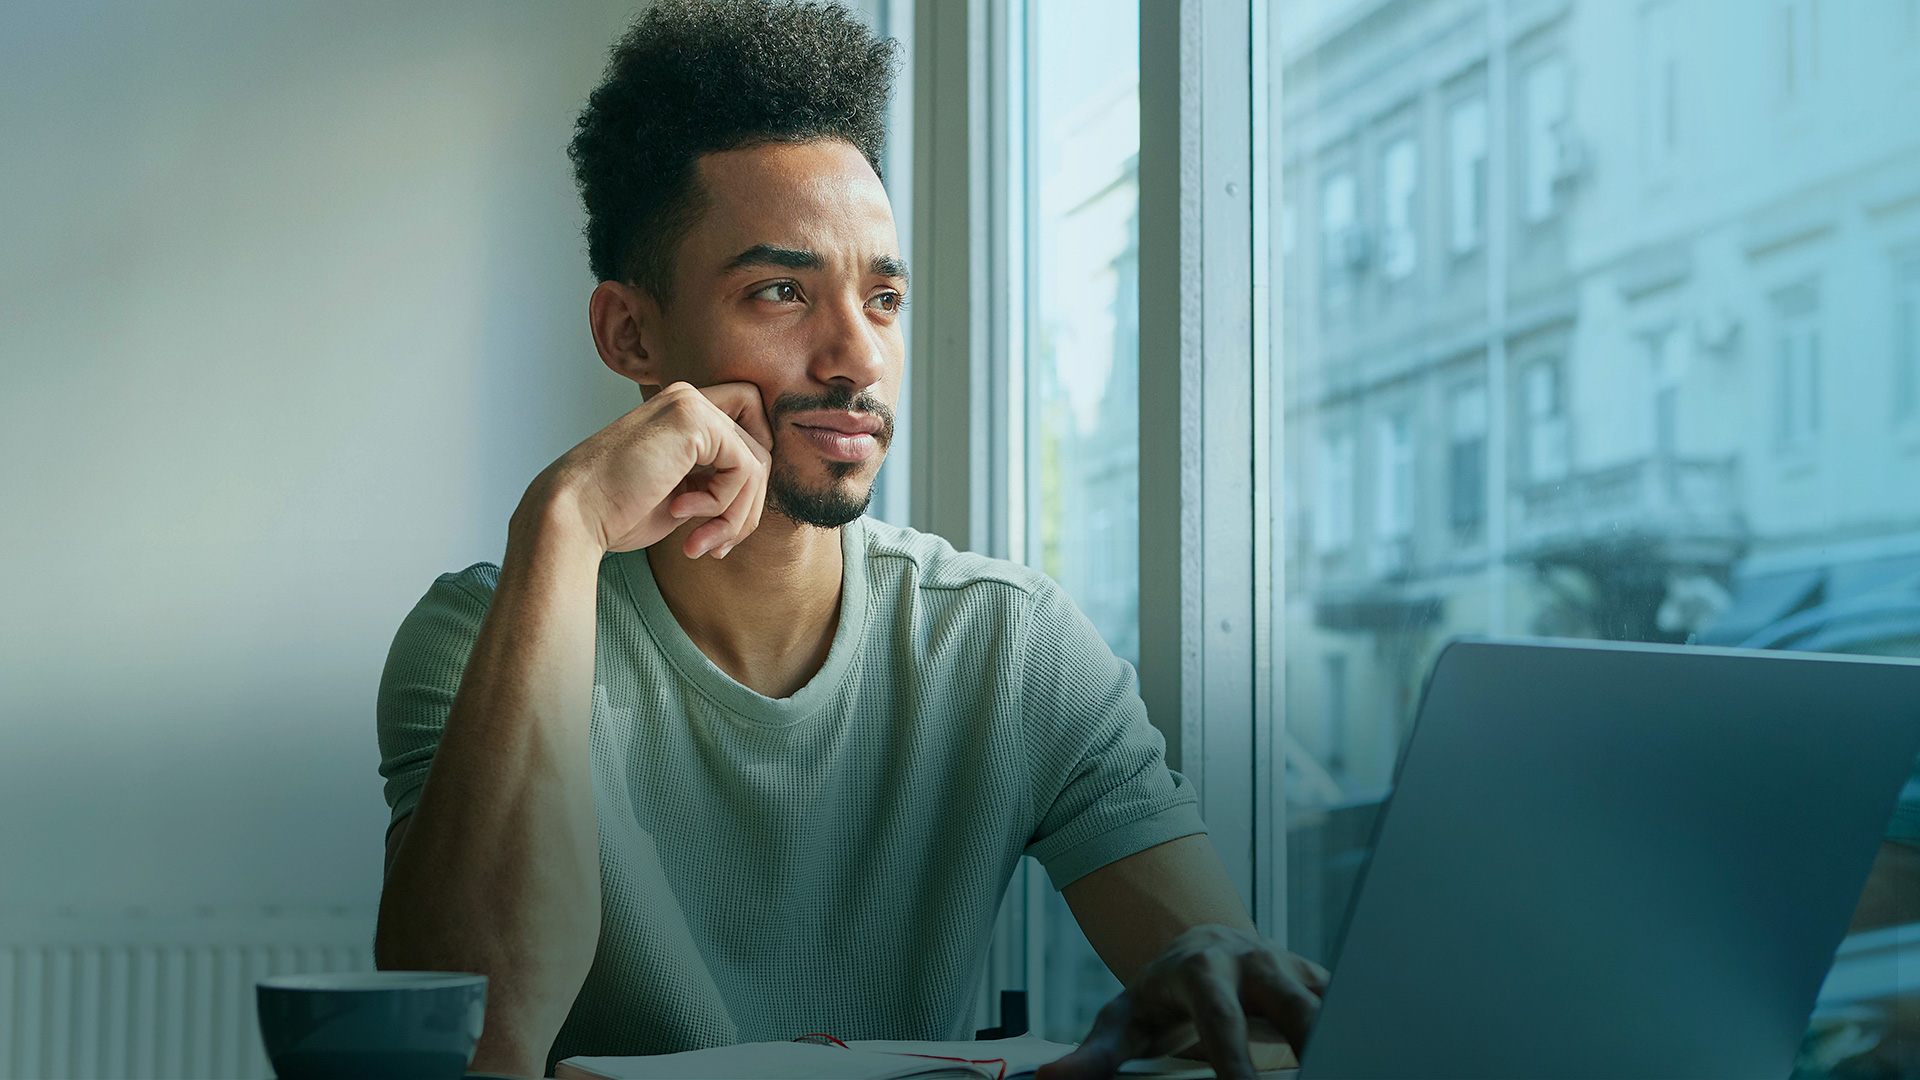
left=646, top=515, right=846, bottom=700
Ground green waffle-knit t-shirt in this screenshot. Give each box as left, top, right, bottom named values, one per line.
left=376, top=515, right=1205, bottom=1065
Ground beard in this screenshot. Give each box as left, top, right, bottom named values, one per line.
left=767, top=458, right=872, bottom=528
left=765, top=386, right=895, bottom=529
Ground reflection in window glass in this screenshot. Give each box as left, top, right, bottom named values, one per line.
left=1380, top=139, right=1418, bottom=281
left=1321, top=170, right=1359, bottom=287
left=1522, top=55, right=1567, bottom=222
left=1315, top=430, right=1354, bottom=555
left=1024, top=0, right=1139, bottom=1044
left=1899, top=255, right=1920, bottom=421
left=1447, top=384, right=1487, bottom=538
left=1447, top=98, right=1487, bottom=254
left=1275, top=0, right=1920, bottom=1068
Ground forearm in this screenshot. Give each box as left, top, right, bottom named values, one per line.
left=376, top=483, right=604, bottom=1076
left=1062, top=834, right=1256, bottom=985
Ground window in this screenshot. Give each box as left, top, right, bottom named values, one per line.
left=1448, top=384, right=1488, bottom=537
left=1321, top=170, right=1361, bottom=284
left=1447, top=97, right=1488, bottom=254
left=1380, top=138, right=1419, bottom=281
left=1897, top=255, right=1920, bottom=423
left=1322, top=654, right=1349, bottom=775
left=1372, top=412, right=1414, bottom=569
left=1316, top=430, right=1355, bottom=555
left=1773, top=283, right=1821, bottom=449
left=1640, top=1, right=1679, bottom=175
left=1779, top=0, right=1820, bottom=101
left=1524, top=360, right=1570, bottom=484
left=1523, top=57, right=1569, bottom=222
left=1647, top=326, right=1683, bottom=460
left=1268, top=0, right=1920, bottom=1039
left=1020, top=0, right=1139, bottom=1041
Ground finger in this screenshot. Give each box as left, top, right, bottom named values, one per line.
left=1181, top=955, right=1257, bottom=1080
left=682, top=462, right=753, bottom=558
left=682, top=410, right=766, bottom=556
left=668, top=489, right=726, bottom=520
left=698, top=381, right=775, bottom=452
left=704, top=430, right=768, bottom=557
left=1300, top=958, right=1331, bottom=993
left=1239, top=951, right=1320, bottom=1053
left=1033, top=999, right=1139, bottom=1080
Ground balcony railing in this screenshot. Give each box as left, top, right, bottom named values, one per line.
left=1515, top=455, right=1743, bottom=560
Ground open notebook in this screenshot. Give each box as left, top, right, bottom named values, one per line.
left=554, top=1035, right=1225, bottom=1080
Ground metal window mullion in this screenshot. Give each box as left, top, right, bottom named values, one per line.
left=1250, top=0, right=1282, bottom=943
left=913, top=0, right=1022, bottom=1031
left=911, top=0, right=992, bottom=555
left=1140, top=0, right=1261, bottom=913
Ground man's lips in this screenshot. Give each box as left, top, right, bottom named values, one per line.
left=787, top=411, right=885, bottom=463
left=787, top=410, right=884, bottom=436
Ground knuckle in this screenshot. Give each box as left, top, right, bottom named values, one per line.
left=1243, top=950, right=1284, bottom=981
left=1196, top=994, right=1241, bottom=1024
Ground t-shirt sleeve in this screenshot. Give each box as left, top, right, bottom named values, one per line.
left=376, top=565, right=498, bottom=838
left=1019, top=580, right=1206, bottom=890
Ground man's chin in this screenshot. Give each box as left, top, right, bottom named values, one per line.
left=767, top=473, right=874, bottom=530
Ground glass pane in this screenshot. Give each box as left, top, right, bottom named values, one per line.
left=1272, top=0, right=1920, bottom=1070
left=1023, top=0, right=1140, bottom=1044
left=847, top=0, right=915, bottom=528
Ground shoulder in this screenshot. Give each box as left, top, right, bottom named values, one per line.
left=382, top=562, right=503, bottom=682
left=431, top=562, right=501, bottom=606
left=858, top=516, right=1058, bottom=606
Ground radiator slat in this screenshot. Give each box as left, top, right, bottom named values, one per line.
left=0, top=933, right=371, bottom=1080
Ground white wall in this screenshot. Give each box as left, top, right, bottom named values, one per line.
left=0, top=1, right=641, bottom=933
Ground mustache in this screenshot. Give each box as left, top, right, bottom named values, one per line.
left=769, top=388, right=895, bottom=446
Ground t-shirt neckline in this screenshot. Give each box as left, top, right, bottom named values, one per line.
left=614, top=516, right=869, bottom=727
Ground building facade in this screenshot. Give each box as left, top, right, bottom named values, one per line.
left=1277, top=0, right=1920, bottom=957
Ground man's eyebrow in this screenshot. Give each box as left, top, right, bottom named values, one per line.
left=723, top=244, right=822, bottom=272
left=870, top=254, right=909, bottom=282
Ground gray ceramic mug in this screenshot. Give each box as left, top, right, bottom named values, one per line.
left=256, top=971, right=486, bottom=1079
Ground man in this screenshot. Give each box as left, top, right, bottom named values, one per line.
left=374, top=2, right=1324, bottom=1076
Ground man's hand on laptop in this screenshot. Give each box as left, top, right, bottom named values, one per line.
left=530, top=380, right=774, bottom=558
left=1037, top=925, right=1327, bottom=1080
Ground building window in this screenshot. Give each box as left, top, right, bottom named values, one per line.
left=1322, top=654, right=1349, bottom=775
left=1316, top=430, right=1356, bottom=555
left=1897, top=256, right=1920, bottom=423
left=1321, top=170, right=1362, bottom=285
left=1639, top=0, right=1679, bottom=175
left=1773, top=282, right=1821, bottom=449
left=1448, top=384, right=1488, bottom=538
left=1447, top=97, right=1488, bottom=255
left=1524, top=360, right=1571, bottom=483
left=1778, top=0, right=1819, bottom=101
left=1523, top=56, right=1569, bottom=223
left=1373, top=412, right=1414, bottom=544
left=1647, top=326, right=1683, bottom=460
left=1380, top=138, right=1419, bottom=281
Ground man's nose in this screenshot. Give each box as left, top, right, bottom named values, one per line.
left=809, top=292, right=888, bottom=391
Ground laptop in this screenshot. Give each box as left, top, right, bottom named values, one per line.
left=1295, top=638, right=1920, bottom=1079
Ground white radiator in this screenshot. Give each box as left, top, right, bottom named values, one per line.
left=0, top=909, right=373, bottom=1080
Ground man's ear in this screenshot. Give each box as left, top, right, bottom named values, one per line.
left=589, top=280, right=667, bottom=390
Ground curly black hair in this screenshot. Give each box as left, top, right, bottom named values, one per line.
left=568, top=0, right=898, bottom=301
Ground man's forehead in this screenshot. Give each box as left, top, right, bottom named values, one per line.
left=691, top=142, right=900, bottom=265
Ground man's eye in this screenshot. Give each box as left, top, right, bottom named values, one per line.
left=753, top=282, right=801, bottom=303
left=869, top=291, right=903, bottom=313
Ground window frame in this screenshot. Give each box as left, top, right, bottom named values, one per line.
left=908, top=0, right=1284, bottom=983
